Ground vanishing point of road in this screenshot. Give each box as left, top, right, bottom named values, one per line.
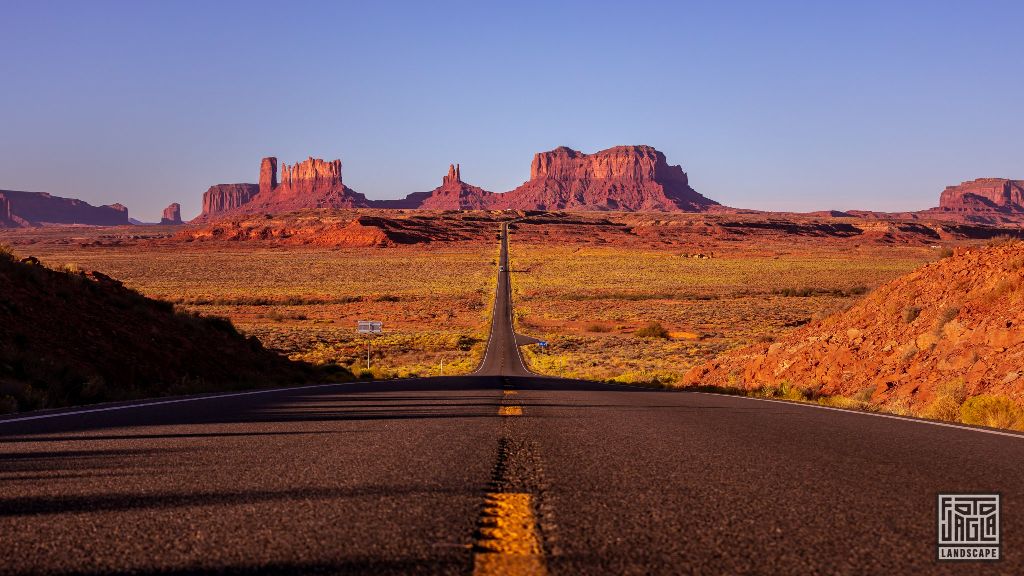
left=2, top=223, right=1023, bottom=575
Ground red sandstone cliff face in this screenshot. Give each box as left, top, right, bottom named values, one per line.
left=200, top=184, right=259, bottom=219
left=196, top=156, right=370, bottom=220
left=252, top=156, right=366, bottom=210
left=938, top=179, right=1024, bottom=212
left=499, top=145, right=719, bottom=212
left=0, top=190, right=129, bottom=226
left=160, top=203, right=182, bottom=225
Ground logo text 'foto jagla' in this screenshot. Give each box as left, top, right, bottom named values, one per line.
left=937, top=494, right=1000, bottom=561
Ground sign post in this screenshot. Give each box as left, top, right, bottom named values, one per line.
left=357, top=321, right=383, bottom=371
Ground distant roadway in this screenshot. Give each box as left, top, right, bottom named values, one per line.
left=1, top=223, right=1023, bottom=574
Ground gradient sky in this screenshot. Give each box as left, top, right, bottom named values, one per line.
left=2, top=0, right=1022, bottom=221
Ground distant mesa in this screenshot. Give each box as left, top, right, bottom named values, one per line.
left=196, top=156, right=368, bottom=221
left=201, top=183, right=260, bottom=219
left=192, top=145, right=724, bottom=220
left=500, top=145, right=720, bottom=212
left=160, top=203, right=183, bottom=225
left=0, top=189, right=129, bottom=228
left=937, top=178, right=1024, bottom=214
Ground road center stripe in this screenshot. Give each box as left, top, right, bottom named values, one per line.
left=499, top=406, right=523, bottom=416
left=473, top=492, right=547, bottom=575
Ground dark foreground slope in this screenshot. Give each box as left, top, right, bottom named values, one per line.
left=0, top=247, right=316, bottom=413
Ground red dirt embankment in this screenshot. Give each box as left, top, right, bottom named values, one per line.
left=684, top=242, right=1024, bottom=410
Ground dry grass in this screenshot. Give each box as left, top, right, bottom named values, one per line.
left=510, top=242, right=932, bottom=383
left=20, top=243, right=497, bottom=378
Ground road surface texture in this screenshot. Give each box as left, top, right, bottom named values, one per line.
left=2, top=223, right=1023, bottom=575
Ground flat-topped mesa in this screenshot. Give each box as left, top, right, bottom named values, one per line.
left=938, top=178, right=1024, bottom=213
left=530, top=145, right=685, bottom=184
left=510, top=145, right=718, bottom=212
left=0, top=190, right=129, bottom=226
left=160, top=203, right=182, bottom=225
left=200, top=184, right=259, bottom=219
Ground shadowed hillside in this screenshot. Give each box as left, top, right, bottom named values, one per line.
left=0, top=246, right=326, bottom=413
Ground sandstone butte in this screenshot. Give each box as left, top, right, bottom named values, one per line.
left=160, top=203, right=182, bottom=225
left=937, top=178, right=1024, bottom=214
left=683, top=242, right=1024, bottom=410
left=0, top=189, right=129, bottom=228
left=194, top=145, right=724, bottom=220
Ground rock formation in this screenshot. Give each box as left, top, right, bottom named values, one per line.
left=160, top=203, right=182, bottom=225
left=195, top=156, right=370, bottom=220
left=259, top=157, right=277, bottom=196
left=416, top=164, right=496, bottom=210
left=500, top=145, right=719, bottom=211
left=938, top=178, right=1024, bottom=213
left=192, top=146, right=724, bottom=219
left=443, top=164, right=461, bottom=186
left=0, top=189, right=129, bottom=227
left=200, top=184, right=259, bottom=219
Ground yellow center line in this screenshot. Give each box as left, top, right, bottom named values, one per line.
left=503, top=390, right=518, bottom=396
left=473, top=493, right=547, bottom=575
left=498, top=405, right=523, bottom=416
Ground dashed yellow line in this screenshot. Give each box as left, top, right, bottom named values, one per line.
left=503, top=390, right=518, bottom=396
left=473, top=493, right=547, bottom=575
left=499, top=406, right=523, bottom=416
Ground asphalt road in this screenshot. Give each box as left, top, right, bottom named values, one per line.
left=2, top=224, right=1023, bottom=574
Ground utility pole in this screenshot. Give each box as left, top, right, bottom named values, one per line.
left=440, top=357, right=444, bottom=377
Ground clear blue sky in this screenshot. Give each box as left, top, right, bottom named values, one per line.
left=2, top=0, right=1022, bottom=220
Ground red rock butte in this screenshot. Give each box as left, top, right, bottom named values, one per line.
left=938, top=178, right=1024, bottom=213
left=193, top=145, right=723, bottom=220
left=160, top=203, right=182, bottom=225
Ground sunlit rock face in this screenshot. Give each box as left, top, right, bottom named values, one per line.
left=200, top=183, right=259, bottom=219
left=501, top=145, right=719, bottom=212
left=938, top=178, right=1024, bottom=213
left=160, top=203, right=182, bottom=225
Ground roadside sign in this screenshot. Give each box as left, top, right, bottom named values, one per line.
left=358, top=320, right=383, bottom=334
left=538, top=341, right=548, bottom=348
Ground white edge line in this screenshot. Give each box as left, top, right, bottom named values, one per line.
left=0, top=381, right=362, bottom=426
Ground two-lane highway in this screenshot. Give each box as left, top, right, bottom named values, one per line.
left=2, top=225, right=1024, bottom=574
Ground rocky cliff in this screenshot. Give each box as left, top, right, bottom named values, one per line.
left=498, top=145, right=719, bottom=212
left=938, top=178, right=1024, bottom=213
left=193, top=145, right=722, bottom=219
left=160, top=203, right=182, bottom=225
left=195, top=156, right=370, bottom=220
left=200, top=184, right=259, bottom=219
left=0, top=190, right=129, bottom=227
